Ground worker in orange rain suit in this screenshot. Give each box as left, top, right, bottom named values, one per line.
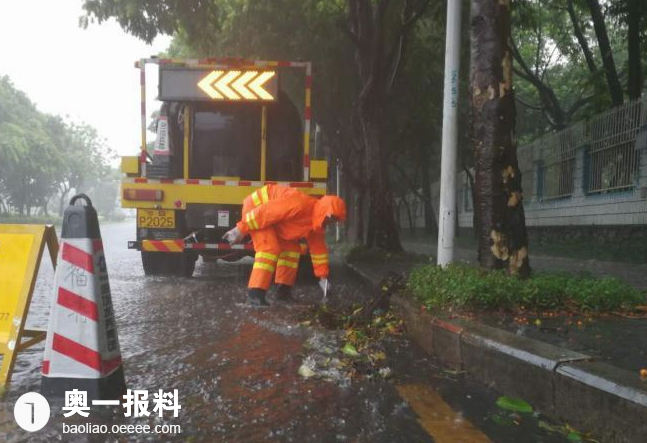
left=222, top=184, right=346, bottom=306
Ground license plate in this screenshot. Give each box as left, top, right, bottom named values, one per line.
left=137, top=209, right=175, bottom=229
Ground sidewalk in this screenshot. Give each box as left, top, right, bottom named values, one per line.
left=347, top=237, right=647, bottom=372
left=399, top=232, right=647, bottom=289
left=344, top=254, right=647, bottom=443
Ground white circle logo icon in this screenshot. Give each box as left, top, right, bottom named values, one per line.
left=14, top=392, right=50, bottom=432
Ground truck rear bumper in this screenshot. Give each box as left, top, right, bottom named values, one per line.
left=128, top=240, right=255, bottom=252
left=121, top=179, right=327, bottom=210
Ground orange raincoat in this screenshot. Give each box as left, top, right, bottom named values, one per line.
left=237, top=184, right=346, bottom=290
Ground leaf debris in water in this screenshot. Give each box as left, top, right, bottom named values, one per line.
left=341, top=343, right=359, bottom=357
left=496, top=396, right=533, bottom=413
left=298, top=363, right=316, bottom=378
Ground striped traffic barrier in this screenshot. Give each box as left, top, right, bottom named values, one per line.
left=41, top=194, right=126, bottom=401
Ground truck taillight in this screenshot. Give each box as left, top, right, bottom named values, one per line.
left=123, top=188, right=164, bottom=201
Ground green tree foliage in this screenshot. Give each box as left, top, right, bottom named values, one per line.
left=0, top=76, right=116, bottom=217
left=80, top=0, right=645, bottom=248
left=82, top=0, right=446, bottom=249
left=512, top=0, right=646, bottom=137
left=86, top=166, right=121, bottom=218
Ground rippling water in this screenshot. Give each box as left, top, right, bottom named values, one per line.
left=0, top=222, right=574, bottom=443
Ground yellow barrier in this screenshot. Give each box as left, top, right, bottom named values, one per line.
left=0, top=224, right=58, bottom=395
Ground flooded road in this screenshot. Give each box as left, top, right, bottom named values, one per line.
left=0, top=221, right=580, bottom=442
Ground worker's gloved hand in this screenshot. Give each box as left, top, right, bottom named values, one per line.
left=318, top=278, right=331, bottom=296
left=222, top=227, right=244, bottom=244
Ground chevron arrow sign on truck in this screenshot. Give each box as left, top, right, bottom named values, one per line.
left=197, top=70, right=277, bottom=101
left=159, top=67, right=278, bottom=102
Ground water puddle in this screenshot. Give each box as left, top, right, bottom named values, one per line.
left=0, top=223, right=581, bottom=441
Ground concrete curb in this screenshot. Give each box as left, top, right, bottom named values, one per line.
left=346, top=261, right=647, bottom=443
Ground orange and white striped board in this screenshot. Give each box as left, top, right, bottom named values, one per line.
left=141, top=240, right=184, bottom=252
left=141, top=239, right=183, bottom=252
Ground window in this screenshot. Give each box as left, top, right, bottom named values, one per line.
left=191, top=104, right=261, bottom=180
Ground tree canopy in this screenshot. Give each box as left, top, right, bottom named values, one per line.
left=82, top=0, right=448, bottom=248
left=80, top=0, right=646, bottom=248
left=0, top=76, right=117, bottom=217
left=512, top=0, right=646, bottom=137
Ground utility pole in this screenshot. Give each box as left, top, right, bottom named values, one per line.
left=437, top=0, right=462, bottom=266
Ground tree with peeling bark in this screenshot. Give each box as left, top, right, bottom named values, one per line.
left=470, top=0, right=530, bottom=277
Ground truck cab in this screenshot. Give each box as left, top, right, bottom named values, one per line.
left=120, top=58, right=327, bottom=276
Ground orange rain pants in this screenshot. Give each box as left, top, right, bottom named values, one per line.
left=238, top=185, right=346, bottom=291
left=241, top=195, right=302, bottom=290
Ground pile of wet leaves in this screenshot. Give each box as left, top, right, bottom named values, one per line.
left=296, top=274, right=405, bottom=384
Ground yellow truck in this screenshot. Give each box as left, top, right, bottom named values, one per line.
left=120, top=58, right=327, bottom=276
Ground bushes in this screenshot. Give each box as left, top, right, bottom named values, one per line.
left=407, top=264, right=645, bottom=313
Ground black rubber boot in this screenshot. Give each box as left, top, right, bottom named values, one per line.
left=275, top=284, right=293, bottom=302
left=247, top=288, right=269, bottom=306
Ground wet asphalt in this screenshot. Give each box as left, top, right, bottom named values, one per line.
left=0, top=221, right=580, bottom=442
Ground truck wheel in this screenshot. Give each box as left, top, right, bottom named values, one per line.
left=166, top=252, right=197, bottom=277
left=141, top=251, right=166, bottom=275
left=179, top=252, right=197, bottom=277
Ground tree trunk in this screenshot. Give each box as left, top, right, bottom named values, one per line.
left=402, top=195, right=414, bottom=230
left=511, top=40, right=568, bottom=129
left=341, top=173, right=352, bottom=242
left=627, top=0, right=642, bottom=100
left=345, top=0, right=421, bottom=253
left=463, top=166, right=479, bottom=239
left=586, top=0, right=624, bottom=106
left=471, top=0, right=530, bottom=277
left=360, top=101, right=403, bottom=251
left=59, top=186, right=71, bottom=216
left=419, top=145, right=438, bottom=234
left=356, top=187, right=366, bottom=245
left=567, top=0, right=597, bottom=74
